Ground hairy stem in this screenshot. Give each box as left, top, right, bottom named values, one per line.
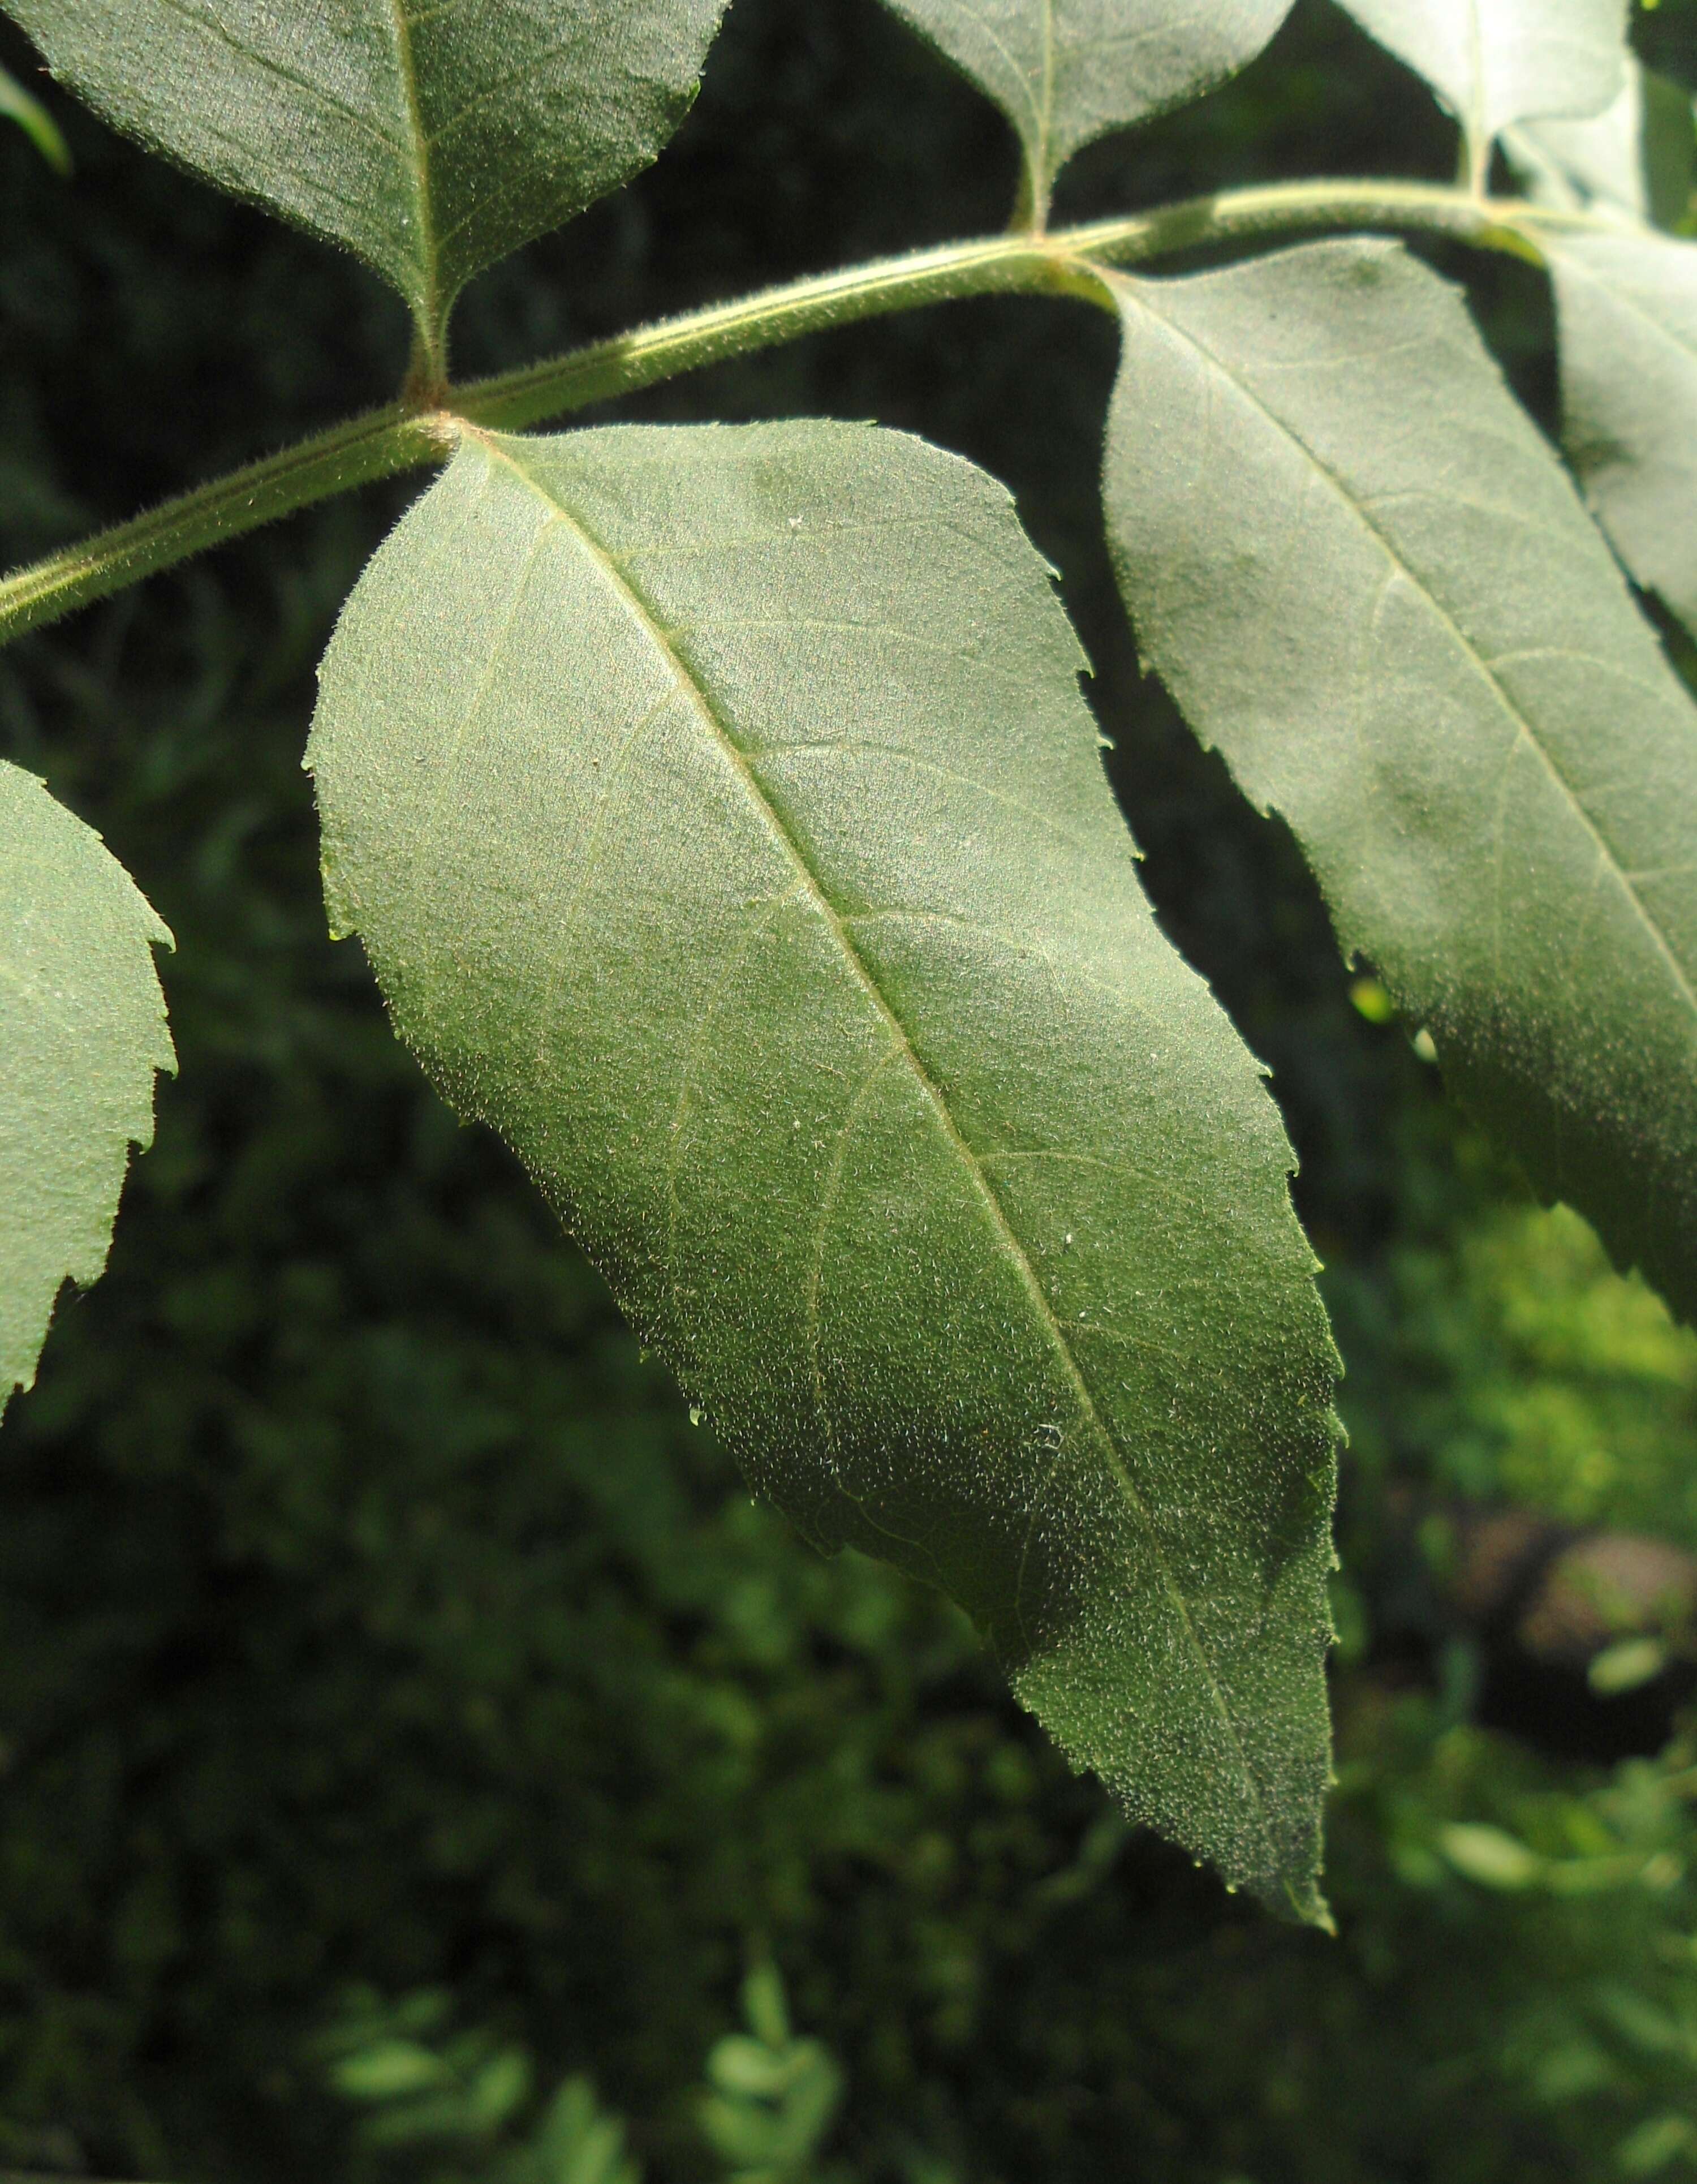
left=0, top=406, right=452, bottom=646
left=0, top=179, right=1583, bottom=648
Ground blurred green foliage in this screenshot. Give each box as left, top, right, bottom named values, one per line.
left=4, top=1, right=1697, bottom=2179
left=0, top=60, right=68, bottom=175
left=1345, top=1190, right=1697, bottom=1541
left=317, top=1967, right=846, bottom=2184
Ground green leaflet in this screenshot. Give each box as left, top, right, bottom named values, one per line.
left=1, top=761, right=173, bottom=1417
left=1498, top=59, right=1697, bottom=647
left=308, top=420, right=1341, bottom=1916
left=1538, top=227, right=1697, bottom=647
left=1336, top=0, right=1623, bottom=175
left=873, top=0, right=1294, bottom=217
left=1505, top=60, right=1695, bottom=229
left=0, top=58, right=70, bottom=173
left=1101, top=239, right=1697, bottom=1330
left=0, top=0, right=727, bottom=363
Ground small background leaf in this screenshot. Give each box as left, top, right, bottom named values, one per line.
left=1, top=760, right=173, bottom=1417
left=0, top=56, right=68, bottom=172
left=0, top=0, right=729, bottom=359
left=308, top=419, right=1341, bottom=1915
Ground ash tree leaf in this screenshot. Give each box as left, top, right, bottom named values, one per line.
left=1537, top=226, right=1697, bottom=647
left=1500, top=58, right=1697, bottom=643
left=1335, top=0, right=1625, bottom=178
left=2, top=760, right=174, bottom=1420
left=1505, top=59, right=1695, bottom=229
left=308, top=419, right=1341, bottom=1918
left=873, top=0, right=1295, bottom=220
left=1101, top=238, right=1697, bottom=1329
left=0, top=0, right=729, bottom=363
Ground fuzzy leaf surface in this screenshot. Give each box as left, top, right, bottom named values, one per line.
left=1, top=762, right=173, bottom=1417
left=308, top=420, right=1341, bottom=1915
left=1540, top=227, right=1697, bottom=646
left=1101, top=239, right=1697, bottom=1326
left=1505, top=61, right=1695, bottom=228
left=1336, top=0, right=1623, bottom=161
left=874, top=0, right=1294, bottom=208
left=0, top=0, right=728, bottom=356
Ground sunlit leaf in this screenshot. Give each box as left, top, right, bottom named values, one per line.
left=1101, top=239, right=1697, bottom=1327
left=308, top=420, right=1341, bottom=1916
left=1505, top=59, right=1695, bottom=229
left=874, top=0, right=1294, bottom=217
left=1, top=760, right=173, bottom=1419
left=1336, top=0, right=1625, bottom=177
left=0, top=0, right=729, bottom=360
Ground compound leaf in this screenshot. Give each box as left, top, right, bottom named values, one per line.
left=1539, top=227, right=1697, bottom=646
left=0, top=0, right=728, bottom=362
left=1101, top=239, right=1697, bottom=1327
left=1505, top=60, right=1695, bottom=229
left=1, top=760, right=173, bottom=1419
left=309, top=420, right=1341, bottom=1916
left=1336, top=0, right=1624, bottom=175
left=873, top=0, right=1295, bottom=217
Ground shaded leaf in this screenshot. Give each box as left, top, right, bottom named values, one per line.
left=1539, top=225, right=1697, bottom=645
left=308, top=420, right=1341, bottom=1914
left=1, top=760, right=173, bottom=1418
left=0, top=57, right=69, bottom=171
left=1336, top=0, right=1624, bottom=176
left=0, top=0, right=728, bottom=362
left=1101, top=239, right=1697, bottom=1327
left=1505, top=60, right=1695, bottom=229
left=874, top=0, right=1294, bottom=217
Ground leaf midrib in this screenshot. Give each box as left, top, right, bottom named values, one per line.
left=1037, top=0, right=1056, bottom=188
left=471, top=429, right=1280, bottom=1864
left=1463, top=0, right=1487, bottom=166
left=1122, top=277, right=1697, bottom=1035
left=383, top=0, right=440, bottom=337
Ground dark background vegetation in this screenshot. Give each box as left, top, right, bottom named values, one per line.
left=5, top=2, right=1697, bottom=2178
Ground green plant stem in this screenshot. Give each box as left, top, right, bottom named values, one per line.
left=0, top=406, right=451, bottom=646
left=0, top=179, right=1585, bottom=650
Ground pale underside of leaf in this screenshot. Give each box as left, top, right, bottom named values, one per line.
left=1539, top=227, right=1697, bottom=648
left=1, top=760, right=174, bottom=1418
left=0, top=0, right=729, bottom=351
left=308, top=420, right=1340, bottom=1915
left=1100, top=238, right=1697, bottom=1329
left=875, top=0, right=1294, bottom=201
left=1336, top=0, right=1624, bottom=160
left=1504, top=61, right=1695, bottom=229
